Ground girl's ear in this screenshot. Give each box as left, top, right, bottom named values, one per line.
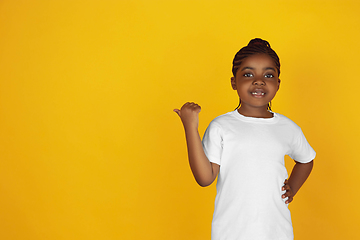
left=277, top=78, right=281, bottom=90
left=231, top=77, right=237, bottom=90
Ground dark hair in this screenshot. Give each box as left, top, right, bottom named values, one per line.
left=232, top=38, right=280, bottom=111
left=232, top=38, right=280, bottom=77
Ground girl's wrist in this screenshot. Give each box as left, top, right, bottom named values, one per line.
left=183, top=123, right=198, bottom=132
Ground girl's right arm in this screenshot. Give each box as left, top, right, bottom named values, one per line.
left=174, top=102, right=219, bottom=187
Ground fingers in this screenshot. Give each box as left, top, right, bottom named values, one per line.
left=282, top=179, right=288, bottom=189
left=183, top=102, right=201, bottom=109
left=282, top=180, right=290, bottom=191
left=285, top=197, right=293, bottom=204
left=187, top=102, right=201, bottom=113
left=283, top=193, right=293, bottom=204
left=282, top=179, right=293, bottom=204
left=174, top=102, right=201, bottom=115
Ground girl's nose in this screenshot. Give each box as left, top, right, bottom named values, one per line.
left=253, top=79, right=265, bottom=86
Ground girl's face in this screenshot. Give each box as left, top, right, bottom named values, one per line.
left=231, top=53, right=280, bottom=112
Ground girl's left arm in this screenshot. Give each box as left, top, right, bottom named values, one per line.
left=282, top=160, right=314, bottom=204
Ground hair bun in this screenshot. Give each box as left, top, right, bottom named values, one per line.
left=248, top=38, right=271, bottom=48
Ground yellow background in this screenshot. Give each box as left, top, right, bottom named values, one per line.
left=0, top=0, right=359, bottom=239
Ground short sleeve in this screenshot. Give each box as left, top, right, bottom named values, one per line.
left=202, top=121, right=223, bottom=165
left=288, top=129, right=316, bottom=163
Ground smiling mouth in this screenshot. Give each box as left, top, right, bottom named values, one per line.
left=251, top=92, right=265, bottom=96
left=251, top=89, right=266, bottom=97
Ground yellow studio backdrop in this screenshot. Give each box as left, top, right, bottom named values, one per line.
left=0, top=0, right=359, bottom=239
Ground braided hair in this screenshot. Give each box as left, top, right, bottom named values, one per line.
left=232, top=38, right=280, bottom=111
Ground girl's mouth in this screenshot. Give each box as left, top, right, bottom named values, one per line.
left=251, top=92, right=265, bottom=96
left=251, top=89, right=266, bottom=97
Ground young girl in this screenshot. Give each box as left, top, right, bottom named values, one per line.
left=174, top=38, right=315, bottom=240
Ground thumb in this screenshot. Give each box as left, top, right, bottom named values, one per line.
left=173, top=109, right=181, bottom=117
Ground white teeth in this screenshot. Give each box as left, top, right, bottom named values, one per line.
left=252, top=92, right=265, bottom=95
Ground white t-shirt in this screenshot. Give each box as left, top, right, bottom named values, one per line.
left=202, top=110, right=316, bottom=240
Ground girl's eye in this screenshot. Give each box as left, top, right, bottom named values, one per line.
left=265, top=74, right=274, bottom=78
left=244, top=73, right=253, bottom=77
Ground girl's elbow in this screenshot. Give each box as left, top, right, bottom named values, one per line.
left=195, top=177, right=214, bottom=187
left=198, top=181, right=211, bottom=187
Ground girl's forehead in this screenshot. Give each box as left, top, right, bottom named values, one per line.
left=241, top=54, right=276, bottom=67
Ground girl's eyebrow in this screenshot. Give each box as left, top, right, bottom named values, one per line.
left=265, top=67, right=276, bottom=71
left=240, top=67, right=254, bottom=71
left=241, top=67, right=276, bottom=71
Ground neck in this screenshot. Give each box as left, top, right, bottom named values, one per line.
left=237, top=105, right=273, bottom=118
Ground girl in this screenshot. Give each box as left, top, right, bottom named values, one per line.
left=174, top=38, right=315, bottom=240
